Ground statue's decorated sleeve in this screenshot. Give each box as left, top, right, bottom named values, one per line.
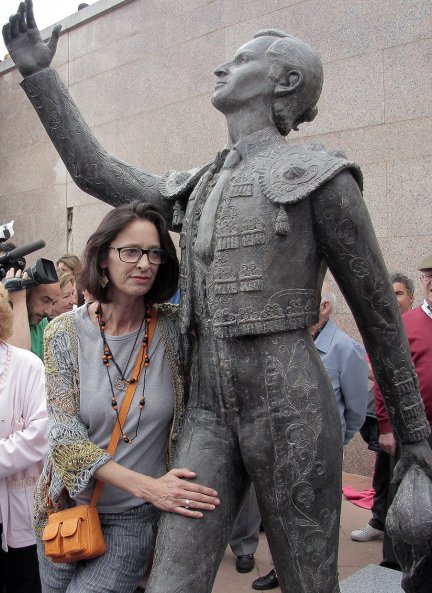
left=20, top=68, right=201, bottom=227
left=312, top=170, right=430, bottom=444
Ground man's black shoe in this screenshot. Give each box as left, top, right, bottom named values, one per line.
left=252, top=569, right=279, bottom=590
left=236, top=554, right=255, bottom=573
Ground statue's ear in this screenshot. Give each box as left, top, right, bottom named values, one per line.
left=275, top=70, right=303, bottom=97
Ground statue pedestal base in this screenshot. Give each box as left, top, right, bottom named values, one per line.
left=340, top=564, right=403, bottom=592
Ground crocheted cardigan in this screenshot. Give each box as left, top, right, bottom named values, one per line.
left=33, top=304, right=186, bottom=537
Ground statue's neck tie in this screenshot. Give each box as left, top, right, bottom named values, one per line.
left=194, top=148, right=241, bottom=259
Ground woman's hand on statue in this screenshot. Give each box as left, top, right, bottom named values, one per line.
left=2, top=0, right=61, bottom=77
left=144, top=468, right=220, bottom=518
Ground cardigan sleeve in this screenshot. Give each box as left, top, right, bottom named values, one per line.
left=44, top=313, right=111, bottom=499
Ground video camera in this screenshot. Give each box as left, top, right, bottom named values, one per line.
left=0, top=238, right=58, bottom=293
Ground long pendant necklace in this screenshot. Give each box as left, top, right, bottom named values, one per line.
left=96, top=304, right=146, bottom=391
left=96, top=303, right=152, bottom=444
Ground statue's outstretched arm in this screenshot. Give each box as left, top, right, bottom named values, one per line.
left=3, top=1, right=169, bottom=217
left=312, top=171, right=432, bottom=479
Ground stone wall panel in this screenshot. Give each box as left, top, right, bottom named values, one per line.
left=384, top=37, right=432, bottom=123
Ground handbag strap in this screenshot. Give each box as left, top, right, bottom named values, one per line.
left=90, top=306, right=158, bottom=507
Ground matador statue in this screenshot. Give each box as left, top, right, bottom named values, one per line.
left=4, top=2, right=432, bottom=592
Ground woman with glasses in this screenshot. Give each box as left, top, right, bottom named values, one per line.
left=34, top=201, right=219, bottom=593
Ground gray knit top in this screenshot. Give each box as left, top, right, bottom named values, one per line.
left=73, top=305, right=174, bottom=512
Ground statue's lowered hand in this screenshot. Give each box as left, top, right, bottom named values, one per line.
left=393, top=438, right=432, bottom=486
left=2, top=0, right=61, bottom=77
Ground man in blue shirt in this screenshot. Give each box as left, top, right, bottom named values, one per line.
left=311, top=283, right=369, bottom=445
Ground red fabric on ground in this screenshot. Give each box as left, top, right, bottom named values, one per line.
left=342, top=486, right=375, bottom=509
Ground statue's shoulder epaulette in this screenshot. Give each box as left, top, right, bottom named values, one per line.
left=159, top=163, right=212, bottom=200
left=157, top=302, right=179, bottom=318
left=258, top=142, right=363, bottom=205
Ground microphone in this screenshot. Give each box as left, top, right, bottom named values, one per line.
left=0, top=240, right=46, bottom=263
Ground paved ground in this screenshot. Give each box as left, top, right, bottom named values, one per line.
left=212, top=472, right=384, bottom=593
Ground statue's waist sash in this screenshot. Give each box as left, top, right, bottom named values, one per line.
left=210, top=288, right=319, bottom=338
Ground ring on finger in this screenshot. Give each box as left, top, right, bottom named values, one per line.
left=184, top=498, right=191, bottom=510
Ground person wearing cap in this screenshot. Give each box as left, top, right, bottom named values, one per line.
left=372, top=256, right=432, bottom=591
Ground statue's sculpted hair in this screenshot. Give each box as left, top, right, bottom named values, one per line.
left=254, top=29, right=324, bottom=136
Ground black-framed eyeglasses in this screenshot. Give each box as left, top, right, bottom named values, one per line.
left=109, top=246, right=167, bottom=265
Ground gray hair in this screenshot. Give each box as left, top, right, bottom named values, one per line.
left=390, top=272, right=414, bottom=297
left=321, top=288, right=337, bottom=314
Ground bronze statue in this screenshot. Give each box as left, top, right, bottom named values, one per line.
left=4, top=2, right=432, bottom=592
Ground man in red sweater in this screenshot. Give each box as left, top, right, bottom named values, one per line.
left=376, top=255, right=432, bottom=591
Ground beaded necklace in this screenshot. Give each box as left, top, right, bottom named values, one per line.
left=95, top=303, right=152, bottom=444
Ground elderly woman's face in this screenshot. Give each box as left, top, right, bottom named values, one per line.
left=102, top=219, right=161, bottom=302
left=52, top=281, right=77, bottom=316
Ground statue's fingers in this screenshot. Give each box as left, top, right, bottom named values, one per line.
left=392, top=456, right=414, bottom=486
left=18, top=2, right=27, bottom=33
left=9, top=13, right=19, bottom=38
left=25, top=0, right=37, bottom=29
left=2, top=23, right=12, bottom=45
left=47, top=24, right=62, bottom=53
left=391, top=462, right=404, bottom=486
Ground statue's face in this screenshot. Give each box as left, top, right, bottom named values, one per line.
left=211, top=36, right=276, bottom=114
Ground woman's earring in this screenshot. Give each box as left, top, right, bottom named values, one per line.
left=100, top=269, right=109, bottom=288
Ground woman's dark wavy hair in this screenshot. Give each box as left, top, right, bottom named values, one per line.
left=78, top=201, right=179, bottom=304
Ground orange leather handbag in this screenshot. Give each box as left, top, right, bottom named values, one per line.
left=42, top=502, right=106, bottom=563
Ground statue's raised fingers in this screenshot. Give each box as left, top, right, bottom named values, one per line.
left=2, top=23, right=12, bottom=45
left=9, top=13, right=19, bottom=38
left=25, top=0, right=37, bottom=29
left=47, top=24, right=62, bottom=54
left=18, top=3, right=28, bottom=33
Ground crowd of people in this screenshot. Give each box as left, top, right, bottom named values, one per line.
left=0, top=244, right=84, bottom=361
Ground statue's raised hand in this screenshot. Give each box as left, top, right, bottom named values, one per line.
left=2, top=0, right=61, bottom=77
